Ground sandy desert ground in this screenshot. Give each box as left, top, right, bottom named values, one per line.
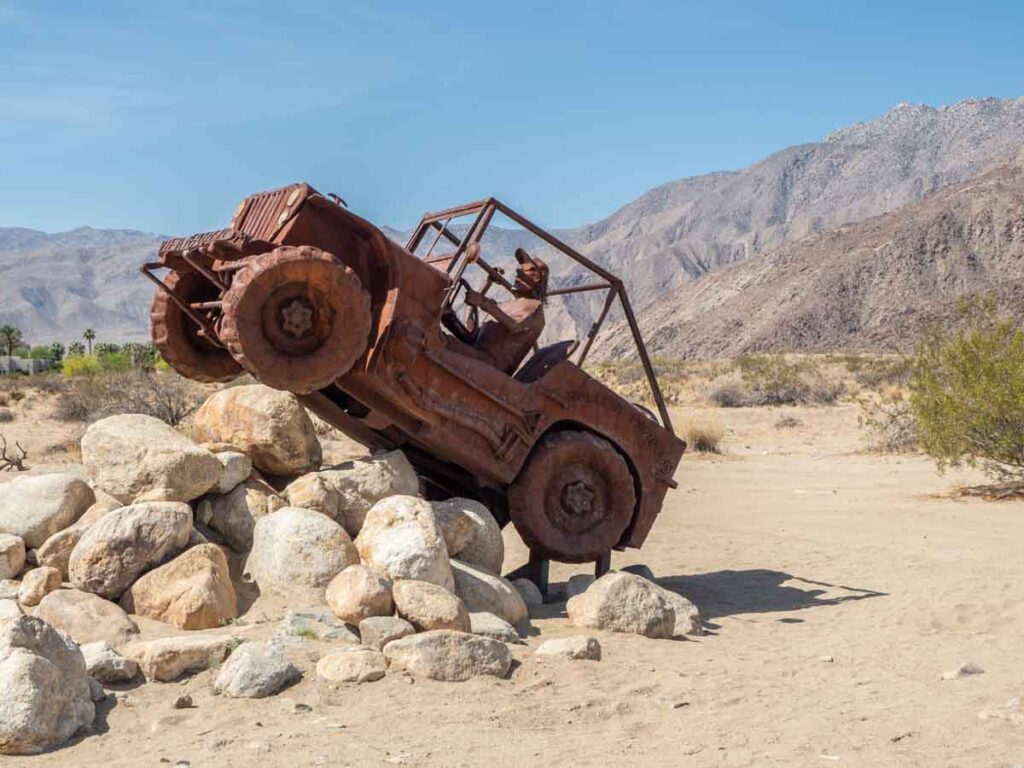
left=4, top=400, right=1024, bottom=767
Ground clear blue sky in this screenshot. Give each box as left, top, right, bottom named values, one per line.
left=1, top=0, right=1022, bottom=235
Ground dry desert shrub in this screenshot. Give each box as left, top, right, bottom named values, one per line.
left=852, top=357, right=913, bottom=390
left=858, top=392, right=918, bottom=453
left=708, top=355, right=844, bottom=407
left=680, top=415, right=725, bottom=453
left=708, top=374, right=748, bottom=407
left=52, top=370, right=207, bottom=426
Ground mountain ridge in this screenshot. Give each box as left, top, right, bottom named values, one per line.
left=595, top=151, right=1024, bottom=360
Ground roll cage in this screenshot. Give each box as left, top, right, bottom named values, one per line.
left=406, top=198, right=674, bottom=433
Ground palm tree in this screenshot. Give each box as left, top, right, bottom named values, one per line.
left=83, top=328, right=96, bottom=356
left=0, top=325, right=23, bottom=358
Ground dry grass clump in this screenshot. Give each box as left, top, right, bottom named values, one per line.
left=680, top=415, right=725, bottom=453
left=849, top=357, right=913, bottom=389
left=858, top=390, right=918, bottom=453
left=774, top=415, right=801, bottom=429
left=0, top=382, right=26, bottom=407
left=706, top=355, right=845, bottom=407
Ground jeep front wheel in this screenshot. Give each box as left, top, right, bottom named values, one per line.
left=508, top=430, right=636, bottom=563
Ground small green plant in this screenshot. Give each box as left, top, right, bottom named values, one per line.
left=62, top=355, right=101, bottom=377
left=97, top=352, right=132, bottom=373
left=736, top=354, right=812, bottom=405
left=293, top=628, right=319, bottom=641
left=911, top=297, right=1024, bottom=481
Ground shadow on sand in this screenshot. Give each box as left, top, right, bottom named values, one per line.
left=658, top=569, right=887, bottom=621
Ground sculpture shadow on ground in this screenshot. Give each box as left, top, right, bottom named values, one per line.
left=657, top=569, right=888, bottom=622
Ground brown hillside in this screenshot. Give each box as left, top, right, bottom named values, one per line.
left=597, top=153, right=1024, bottom=360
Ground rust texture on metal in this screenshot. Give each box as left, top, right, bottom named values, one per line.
left=145, top=182, right=685, bottom=564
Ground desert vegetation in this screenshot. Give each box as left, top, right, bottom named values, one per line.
left=910, top=298, right=1024, bottom=486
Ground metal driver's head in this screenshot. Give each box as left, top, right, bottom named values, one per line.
left=513, top=248, right=549, bottom=299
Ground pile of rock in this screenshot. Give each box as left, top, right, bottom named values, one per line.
left=0, top=383, right=702, bottom=755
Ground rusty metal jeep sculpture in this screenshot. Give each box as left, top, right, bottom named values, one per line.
left=144, top=183, right=685, bottom=578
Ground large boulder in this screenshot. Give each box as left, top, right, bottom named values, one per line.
left=120, top=544, right=237, bottom=630
left=123, top=634, right=236, bottom=682
left=196, top=474, right=285, bottom=553
left=325, top=565, right=393, bottom=625
left=658, top=588, right=704, bottom=637
left=212, top=451, right=252, bottom=494
left=511, top=578, right=544, bottom=607
left=0, top=473, right=94, bottom=548
left=34, top=589, right=140, bottom=648
left=383, top=630, right=512, bottom=682
left=566, top=572, right=675, bottom=639
left=284, top=472, right=341, bottom=520
left=0, top=600, right=21, bottom=620
left=469, top=612, right=521, bottom=644
left=429, top=499, right=479, bottom=556
left=0, top=534, right=25, bottom=579
left=315, top=451, right=419, bottom=536
left=192, top=386, right=321, bottom=476
left=317, top=647, right=388, bottom=695
left=17, top=567, right=61, bottom=607
left=36, top=527, right=84, bottom=580
left=357, top=615, right=415, bottom=651
left=81, top=641, right=138, bottom=685
left=81, top=414, right=222, bottom=504
left=213, top=641, right=299, bottom=698
left=451, top=559, right=528, bottom=628
left=441, top=498, right=503, bottom=575
left=68, top=502, right=192, bottom=599
left=392, top=580, right=470, bottom=632
left=354, top=496, right=453, bottom=591
left=244, top=507, right=358, bottom=601
left=0, top=616, right=94, bottom=755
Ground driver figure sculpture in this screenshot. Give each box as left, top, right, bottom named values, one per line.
left=442, top=247, right=549, bottom=374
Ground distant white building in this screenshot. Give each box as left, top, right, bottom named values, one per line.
left=0, top=357, right=52, bottom=375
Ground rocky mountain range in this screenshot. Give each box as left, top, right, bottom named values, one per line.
left=595, top=152, right=1024, bottom=359
left=0, top=227, right=162, bottom=345
left=2, top=96, right=1023, bottom=354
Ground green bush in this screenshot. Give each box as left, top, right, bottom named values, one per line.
left=62, top=355, right=101, bottom=377
left=736, top=354, right=812, bottom=405
left=911, top=298, right=1024, bottom=481
left=97, top=352, right=132, bottom=373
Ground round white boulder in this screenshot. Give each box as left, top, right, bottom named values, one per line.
left=354, top=495, right=453, bottom=591
left=244, top=507, right=359, bottom=602
left=81, top=414, right=222, bottom=504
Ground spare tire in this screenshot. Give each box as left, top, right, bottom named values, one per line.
left=220, top=245, right=371, bottom=394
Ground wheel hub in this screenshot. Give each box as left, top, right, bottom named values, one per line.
left=280, top=299, right=314, bottom=338
left=561, top=480, right=596, bottom=518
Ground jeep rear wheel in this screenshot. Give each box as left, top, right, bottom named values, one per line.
left=508, top=430, right=636, bottom=562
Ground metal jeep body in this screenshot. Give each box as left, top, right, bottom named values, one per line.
left=145, top=183, right=685, bottom=568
